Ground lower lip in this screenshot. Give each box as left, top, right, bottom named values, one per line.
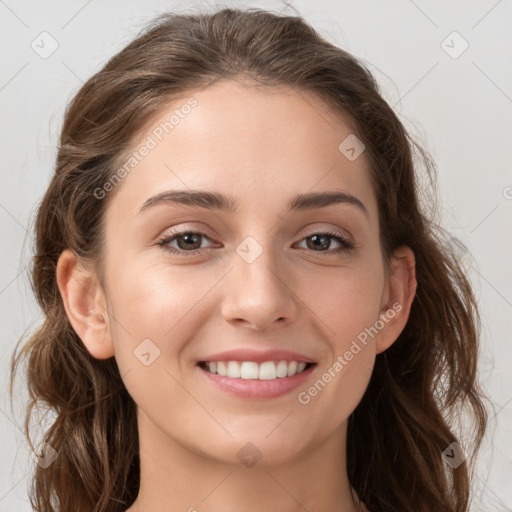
left=197, top=363, right=316, bottom=399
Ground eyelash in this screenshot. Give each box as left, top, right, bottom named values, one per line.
left=157, top=229, right=354, bottom=256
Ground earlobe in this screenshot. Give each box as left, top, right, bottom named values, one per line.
left=375, top=246, right=417, bottom=354
left=56, top=249, right=114, bottom=359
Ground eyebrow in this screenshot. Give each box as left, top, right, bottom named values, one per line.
left=138, top=189, right=368, bottom=218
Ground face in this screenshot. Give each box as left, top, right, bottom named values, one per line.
left=68, top=79, right=413, bottom=467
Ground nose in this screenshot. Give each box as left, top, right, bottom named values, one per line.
left=220, top=241, right=299, bottom=331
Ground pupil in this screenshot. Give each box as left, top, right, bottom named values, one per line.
left=179, top=233, right=201, bottom=250
left=309, top=234, right=329, bottom=251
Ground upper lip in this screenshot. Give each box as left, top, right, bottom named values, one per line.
left=198, top=349, right=316, bottom=364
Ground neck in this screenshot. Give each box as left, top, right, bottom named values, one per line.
left=127, top=413, right=360, bottom=512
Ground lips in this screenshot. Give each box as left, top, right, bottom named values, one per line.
left=197, top=348, right=315, bottom=364
left=197, top=362, right=316, bottom=399
left=196, top=348, right=317, bottom=399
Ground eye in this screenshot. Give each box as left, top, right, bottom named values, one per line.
left=295, top=230, right=354, bottom=254
left=157, top=228, right=354, bottom=256
left=157, top=230, right=216, bottom=255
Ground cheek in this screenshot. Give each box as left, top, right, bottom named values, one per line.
left=293, top=271, right=381, bottom=432
left=105, top=259, right=221, bottom=372
left=104, top=264, right=198, bottom=411
left=301, top=259, right=385, bottom=341
left=295, top=258, right=384, bottom=403
left=103, top=262, right=183, bottom=366
left=108, top=251, right=210, bottom=326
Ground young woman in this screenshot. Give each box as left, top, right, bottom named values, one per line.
left=10, top=7, right=488, bottom=512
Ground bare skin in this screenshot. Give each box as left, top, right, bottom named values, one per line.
left=57, top=79, right=416, bottom=512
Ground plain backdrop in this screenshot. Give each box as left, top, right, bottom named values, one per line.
left=1, top=0, right=511, bottom=510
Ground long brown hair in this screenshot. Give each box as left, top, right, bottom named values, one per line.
left=10, top=7, right=489, bottom=511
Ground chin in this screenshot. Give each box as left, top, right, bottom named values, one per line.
left=204, top=433, right=311, bottom=469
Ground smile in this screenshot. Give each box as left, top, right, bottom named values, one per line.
left=199, top=360, right=313, bottom=380
left=197, top=360, right=317, bottom=399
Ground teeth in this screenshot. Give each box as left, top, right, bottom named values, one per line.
left=240, top=361, right=259, bottom=379
left=217, top=361, right=227, bottom=376
left=287, top=361, right=297, bottom=376
left=202, top=360, right=311, bottom=380
left=276, top=360, right=288, bottom=378
left=259, top=361, right=276, bottom=380
left=227, top=361, right=241, bottom=378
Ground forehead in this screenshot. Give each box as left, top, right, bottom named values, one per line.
left=105, top=79, right=376, bottom=221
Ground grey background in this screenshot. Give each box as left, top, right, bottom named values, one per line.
left=1, top=0, right=511, bottom=510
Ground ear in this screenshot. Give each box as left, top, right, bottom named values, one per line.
left=375, top=245, right=417, bottom=355
left=56, top=249, right=114, bottom=359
